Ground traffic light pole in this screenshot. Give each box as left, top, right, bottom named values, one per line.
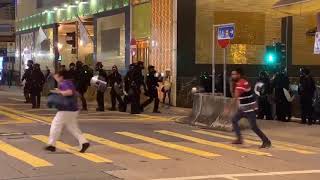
left=223, top=48, right=227, bottom=97
left=212, top=26, right=216, bottom=96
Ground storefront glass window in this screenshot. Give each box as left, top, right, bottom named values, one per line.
left=196, top=0, right=283, bottom=65
left=34, top=28, right=55, bottom=72
left=97, top=13, right=126, bottom=70
left=20, top=32, right=35, bottom=73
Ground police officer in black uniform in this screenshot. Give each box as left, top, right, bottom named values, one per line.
left=95, top=62, right=108, bottom=112
left=108, top=65, right=124, bottom=111
left=256, top=71, right=272, bottom=120
left=272, top=68, right=291, bottom=122
left=74, top=61, right=92, bottom=111
left=124, top=64, right=142, bottom=114
left=68, top=62, right=76, bottom=81
left=21, top=60, right=33, bottom=103
left=298, top=68, right=316, bottom=125
left=30, top=63, right=45, bottom=108
left=141, top=65, right=161, bottom=113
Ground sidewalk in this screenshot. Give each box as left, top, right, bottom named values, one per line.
left=0, top=85, right=23, bottom=95
left=0, top=85, right=192, bottom=117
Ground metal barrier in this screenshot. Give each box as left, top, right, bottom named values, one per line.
left=190, top=93, right=249, bottom=131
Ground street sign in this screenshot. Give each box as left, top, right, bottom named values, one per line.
left=314, top=32, right=320, bottom=55
left=217, top=24, right=235, bottom=40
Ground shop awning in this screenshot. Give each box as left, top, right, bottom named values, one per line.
left=273, top=0, right=320, bottom=15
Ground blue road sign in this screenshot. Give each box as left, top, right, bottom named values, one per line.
left=217, top=24, right=235, bottom=40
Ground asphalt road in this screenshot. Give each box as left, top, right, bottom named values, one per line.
left=0, top=89, right=320, bottom=180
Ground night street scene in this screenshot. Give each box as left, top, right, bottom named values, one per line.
left=0, top=0, right=320, bottom=179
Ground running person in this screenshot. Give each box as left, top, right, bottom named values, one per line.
left=231, top=68, right=271, bottom=148
left=45, top=70, right=90, bottom=153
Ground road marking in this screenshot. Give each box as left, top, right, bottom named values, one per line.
left=0, top=140, right=52, bottom=167
left=32, top=135, right=112, bottom=163
left=84, top=133, right=169, bottom=160
left=0, top=110, right=34, bottom=124
left=193, top=130, right=316, bottom=155
left=8, top=98, right=25, bottom=102
left=0, top=106, right=52, bottom=123
left=156, top=130, right=272, bottom=156
left=24, top=108, right=55, bottom=112
left=136, top=114, right=173, bottom=122
left=151, top=170, right=320, bottom=180
left=116, top=132, right=220, bottom=158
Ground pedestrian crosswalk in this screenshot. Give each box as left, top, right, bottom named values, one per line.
left=32, top=135, right=112, bottom=163
left=0, top=129, right=318, bottom=168
left=0, top=105, right=184, bottom=124
left=0, top=139, right=52, bottom=167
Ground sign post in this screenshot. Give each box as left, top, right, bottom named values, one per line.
left=314, top=32, right=320, bottom=55
left=212, top=23, right=235, bottom=97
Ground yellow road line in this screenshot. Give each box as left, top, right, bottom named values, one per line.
left=0, top=140, right=52, bottom=167
left=85, top=133, right=169, bottom=160
left=135, top=114, right=172, bottom=122
left=193, top=130, right=316, bottom=155
left=0, top=106, right=52, bottom=123
left=31, top=135, right=112, bottom=163
left=24, top=108, right=55, bottom=112
left=116, top=132, right=220, bottom=158
left=156, top=130, right=272, bottom=156
left=243, top=135, right=320, bottom=153
left=0, top=110, right=33, bottom=124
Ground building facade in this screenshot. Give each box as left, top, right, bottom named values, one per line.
left=16, top=0, right=320, bottom=107
left=0, top=0, right=15, bottom=82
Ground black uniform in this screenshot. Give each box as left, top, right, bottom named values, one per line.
left=21, top=67, right=33, bottom=103
left=74, top=66, right=92, bottom=111
left=124, top=64, right=143, bottom=114
left=109, top=70, right=124, bottom=111
left=30, top=67, right=45, bottom=108
left=256, top=72, right=272, bottom=120
left=273, top=71, right=291, bottom=122
left=141, top=69, right=161, bottom=113
left=96, top=69, right=108, bottom=111
left=299, top=71, right=316, bottom=125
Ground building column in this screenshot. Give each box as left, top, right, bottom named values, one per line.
left=53, top=23, right=59, bottom=73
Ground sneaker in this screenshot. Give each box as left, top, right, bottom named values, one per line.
left=80, top=143, right=90, bottom=153
left=232, top=139, right=243, bottom=145
left=260, top=141, right=272, bottom=149
left=45, top=146, right=56, bottom=152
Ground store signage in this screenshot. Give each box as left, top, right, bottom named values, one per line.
left=217, top=24, right=235, bottom=40
left=315, top=32, right=320, bottom=55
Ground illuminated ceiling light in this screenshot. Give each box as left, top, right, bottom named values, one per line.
left=79, top=40, right=84, bottom=46
left=75, top=0, right=80, bottom=4
left=64, top=4, right=68, bottom=8
left=53, top=7, right=58, bottom=11
left=80, top=1, right=89, bottom=4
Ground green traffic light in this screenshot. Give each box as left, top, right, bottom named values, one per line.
left=268, top=54, right=275, bottom=63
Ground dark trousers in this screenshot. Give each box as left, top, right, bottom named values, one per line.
left=301, top=99, right=313, bottom=124
left=142, top=89, right=159, bottom=112
left=257, top=97, right=272, bottom=120
left=24, top=87, right=31, bottom=103
left=124, top=91, right=141, bottom=114
left=276, top=101, right=292, bottom=122
left=79, top=92, right=87, bottom=110
left=232, top=110, right=270, bottom=143
left=110, top=89, right=124, bottom=110
left=31, top=91, right=41, bottom=108
left=96, top=91, right=105, bottom=111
